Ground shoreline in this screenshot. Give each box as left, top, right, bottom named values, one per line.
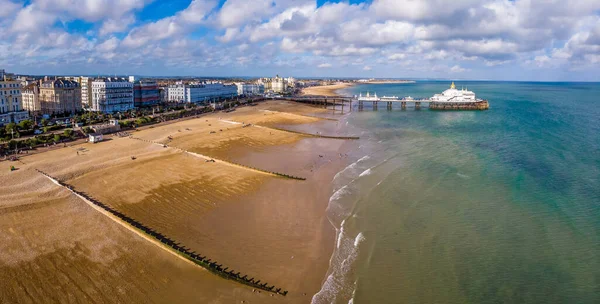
left=301, top=83, right=355, bottom=97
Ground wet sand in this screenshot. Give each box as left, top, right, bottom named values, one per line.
left=0, top=100, right=355, bottom=303
left=301, top=83, right=354, bottom=97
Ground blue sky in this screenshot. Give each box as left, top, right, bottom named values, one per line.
left=1, top=0, right=599, bottom=81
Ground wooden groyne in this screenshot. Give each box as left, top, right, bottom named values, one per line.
left=260, top=126, right=359, bottom=140
left=129, top=136, right=306, bottom=181
left=429, top=101, right=489, bottom=110
left=35, top=169, right=288, bottom=296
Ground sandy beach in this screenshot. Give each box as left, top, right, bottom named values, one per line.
left=301, top=83, right=354, bottom=97
left=0, top=100, right=356, bottom=303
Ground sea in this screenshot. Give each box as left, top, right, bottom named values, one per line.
left=312, top=81, right=600, bottom=304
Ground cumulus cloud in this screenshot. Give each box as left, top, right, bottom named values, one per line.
left=122, top=0, right=218, bottom=48
left=450, top=65, right=468, bottom=73
left=100, top=15, right=136, bottom=36
left=0, top=0, right=20, bottom=19
left=0, top=0, right=599, bottom=80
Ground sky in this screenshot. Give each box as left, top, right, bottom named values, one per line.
left=0, top=0, right=599, bottom=81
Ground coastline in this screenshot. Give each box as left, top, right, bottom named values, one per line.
left=364, top=80, right=416, bottom=84
left=301, top=83, right=355, bottom=97
left=0, top=100, right=355, bottom=303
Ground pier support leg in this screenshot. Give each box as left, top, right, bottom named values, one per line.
left=415, top=102, right=421, bottom=110
left=401, top=102, right=406, bottom=110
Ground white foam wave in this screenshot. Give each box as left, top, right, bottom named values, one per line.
left=333, top=155, right=371, bottom=182
left=312, top=231, right=365, bottom=304
left=359, top=168, right=372, bottom=177
left=336, top=220, right=346, bottom=249
left=333, top=163, right=358, bottom=181
left=358, top=155, right=370, bottom=162
left=456, top=172, right=470, bottom=179
left=354, top=232, right=365, bottom=247
left=330, top=185, right=348, bottom=202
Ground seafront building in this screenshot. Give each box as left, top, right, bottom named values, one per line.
left=133, top=80, right=160, bottom=107
left=159, top=87, right=167, bottom=103
left=166, top=82, right=237, bottom=103
left=90, top=78, right=134, bottom=113
left=64, top=76, right=93, bottom=109
left=235, top=83, right=265, bottom=96
left=21, top=83, right=41, bottom=115
left=258, top=75, right=287, bottom=93
left=0, top=71, right=29, bottom=125
left=39, top=79, right=82, bottom=115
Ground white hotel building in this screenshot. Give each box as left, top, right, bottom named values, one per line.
left=90, top=78, right=134, bottom=113
left=0, top=71, right=29, bottom=125
left=167, top=82, right=237, bottom=103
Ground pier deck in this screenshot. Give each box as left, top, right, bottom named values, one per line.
left=283, top=96, right=489, bottom=111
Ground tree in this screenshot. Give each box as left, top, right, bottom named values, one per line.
left=18, top=119, right=34, bottom=130
left=5, top=123, right=17, bottom=137
left=63, top=129, right=74, bottom=138
left=8, top=139, right=19, bottom=150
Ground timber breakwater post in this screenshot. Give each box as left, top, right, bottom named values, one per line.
left=128, top=136, right=307, bottom=180
left=281, top=97, right=352, bottom=113
left=35, top=169, right=289, bottom=296
left=263, top=126, right=360, bottom=140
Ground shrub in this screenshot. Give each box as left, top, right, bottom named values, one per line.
left=63, top=129, right=74, bottom=138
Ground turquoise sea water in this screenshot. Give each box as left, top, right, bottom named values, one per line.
left=313, top=82, right=600, bottom=303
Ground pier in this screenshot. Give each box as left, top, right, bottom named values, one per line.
left=286, top=96, right=488, bottom=111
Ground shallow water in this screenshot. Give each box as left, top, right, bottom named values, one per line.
left=314, top=81, right=600, bottom=304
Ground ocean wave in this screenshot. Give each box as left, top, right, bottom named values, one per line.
left=359, top=168, right=372, bottom=177
left=354, top=232, right=365, bottom=247
left=333, top=155, right=372, bottom=183
left=336, top=220, right=346, bottom=249
left=456, top=172, right=470, bottom=179
left=330, top=185, right=349, bottom=203
left=312, top=231, right=364, bottom=304
left=358, top=155, right=370, bottom=162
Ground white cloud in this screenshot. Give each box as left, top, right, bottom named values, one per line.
left=34, top=0, right=150, bottom=21
left=100, top=15, right=136, bottom=36
left=122, top=0, right=217, bottom=48
left=11, top=4, right=56, bottom=33
left=450, top=65, right=468, bottom=73
left=363, top=65, right=372, bottom=71
left=388, top=53, right=406, bottom=60
left=0, top=0, right=599, bottom=80
left=217, top=0, right=272, bottom=28
left=0, top=0, right=20, bottom=18
left=97, top=37, right=120, bottom=52
left=318, top=63, right=332, bottom=68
